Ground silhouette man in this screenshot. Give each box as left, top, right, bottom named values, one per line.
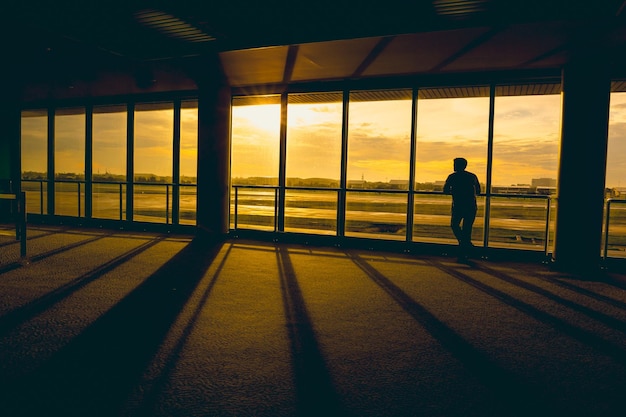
left=443, top=158, right=481, bottom=261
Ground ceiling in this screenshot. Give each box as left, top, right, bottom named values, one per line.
left=8, top=0, right=626, bottom=96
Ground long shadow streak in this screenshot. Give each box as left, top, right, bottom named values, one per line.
left=0, top=233, right=112, bottom=274
left=277, top=246, right=349, bottom=417
left=0, top=234, right=224, bottom=417
left=0, top=236, right=166, bottom=337
left=430, top=259, right=626, bottom=364
left=0, top=229, right=58, bottom=248
left=489, top=263, right=626, bottom=311
left=133, top=243, right=234, bottom=416
left=472, top=263, right=626, bottom=334
left=348, top=251, right=557, bottom=417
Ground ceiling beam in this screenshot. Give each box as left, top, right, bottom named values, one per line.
left=429, top=26, right=505, bottom=72
left=518, top=44, right=568, bottom=68
left=351, top=36, right=395, bottom=78
left=282, top=45, right=299, bottom=83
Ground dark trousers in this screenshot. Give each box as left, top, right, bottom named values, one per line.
left=450, top=205, right=477, bottom=255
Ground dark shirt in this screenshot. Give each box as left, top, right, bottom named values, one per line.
left=443, top=170, right=481, bottom=209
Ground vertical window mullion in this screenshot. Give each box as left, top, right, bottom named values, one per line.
left=85, top=105, right=93, bottom=219
left=406, top=88, right=418, bottom=243
left=278, top=92, right=288, bottom=232
left=484, top=84, right=496, bottom=249
left=47, top=107, right=55, bottom=216
left=173, top=100, right=181, bottom=226
left=126, top=102, right=134, bottom=222
left=338, top=89, right=349, bottom=239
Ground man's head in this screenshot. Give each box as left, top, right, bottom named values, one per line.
left=453, top=157, right=468, bottom=172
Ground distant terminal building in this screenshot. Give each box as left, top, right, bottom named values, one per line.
left=492, top=184, right=532, bottom=194
left=532, top=178, right=557, bottom=188
left=491, top=178, right=557, bottom=195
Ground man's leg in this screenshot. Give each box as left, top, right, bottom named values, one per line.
left=460, top=208, right=477, bottom=254
left=450, top=210, right=463, bottom=245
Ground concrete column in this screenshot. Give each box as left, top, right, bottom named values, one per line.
left=553, top=46, right=611, bottom=272
left=0, top=64, right=22, bottom=220
left=191, top=53, right=231, bottom=236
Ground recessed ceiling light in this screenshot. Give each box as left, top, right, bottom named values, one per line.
left=433, top=0, right=489, bottom=18
left=135, top=9, right=215, bottom=43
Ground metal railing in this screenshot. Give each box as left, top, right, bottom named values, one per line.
left=231, top=184, right=555, bottom=254
left=21, top=179, right=196, bottom=225
left=603, top=198, right=626, bottom=259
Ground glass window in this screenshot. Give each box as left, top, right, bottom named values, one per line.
left=284, top=92, right=343, bottom=235
left=344, top=90, right=412, bottom=239
left=414, top=89, right=490, bottom=245
left=134, top=102, right=173, bottom=223
left=21, top=110, right=48, bottom=214
left=55, top=108, right=85, bottom=216
left=347, top=90, right=413, bottom=190
left=607, top=92, right=626, bottom=195
left=180, top=100, right=198, bottom=225
left=92, top=105, right=127, bottom=220
left=605, top=91, right=626, bottom=257
left=490, top=88, right=561, bottom=251
left=286, top=92, right=343, bottom=187
left=230, top=95, right=281, bottom=230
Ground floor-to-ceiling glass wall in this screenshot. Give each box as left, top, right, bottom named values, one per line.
left=92, top=105, right=127, bottom=220
left=285, top=92, right=343, bottom=235
left=230, top=95, right=281, bottom=230
left=21, top=110, right=48, bottom=215
left=346, top=90, right=413, bottom=240
left=491, top=85, right=561, bottom=252
left=54, top=107, right=85, bottom=217
left=179, top=100, right=198, bottom=225
left=230, top=83, right=563, bottom=253
left=605, top=88, right=626, bottom=257
left=413, top=87, right=489, bottom=246
left=21, top=96, right=198, bottom=228
left=133, top=102, right=174, bottom=223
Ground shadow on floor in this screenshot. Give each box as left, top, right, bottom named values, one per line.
left=0, top=234, right=224, bottom=417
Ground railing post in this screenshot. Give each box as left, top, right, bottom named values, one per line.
left=39, top=180, right=44, bottom=215
left=166, top=184, right=170, bottom=225
left=544, top=196, right=551, bottom=257
left=119, top=183, right=123, bottom=221
left=604, top=199, right=612, bottom=260
left=19, top=191, right=26, bottom=258
left=78, top=182, right=82, bottom=217
left=274, top=187, right=279, bottom=232
left=234, top=186, right=239, bottom=229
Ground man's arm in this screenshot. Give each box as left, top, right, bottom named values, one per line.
left=473, top=174, right=481, bottom=195
left=443, top=174, right=452, bottom=194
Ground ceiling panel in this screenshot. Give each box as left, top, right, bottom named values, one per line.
left=363, top=27, right=491, bottom=76
left=441, top=21, right=571, bottom=71
left=220, top=46, right=289, bottom=87
left=291, top=37, right=381, bottom=81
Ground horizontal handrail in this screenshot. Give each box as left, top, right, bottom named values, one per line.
left=231, top=185, right=555, bottom=253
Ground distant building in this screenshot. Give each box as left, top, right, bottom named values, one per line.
left=347, top=180, right=366, bottom=188
left=532, top=178, right=557, bottom=187
left=492, top=184, right=531, bottom=194
left=388, top=179, right=409, bottom=189
left=432, top=181, right=446, bottom=192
